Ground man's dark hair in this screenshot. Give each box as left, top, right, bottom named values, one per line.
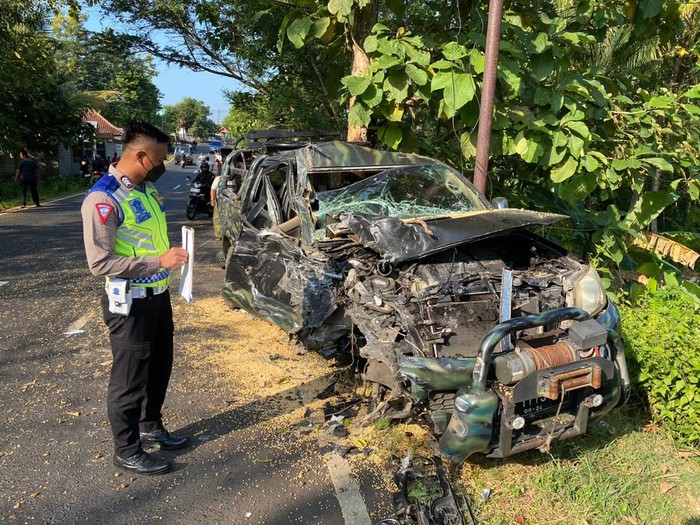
left=19, top=149, right=28, bottom=157
left=122, top=120, right=170, bottom=146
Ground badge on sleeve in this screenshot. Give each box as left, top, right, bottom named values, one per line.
left=95, top=203, right=115, bottom=224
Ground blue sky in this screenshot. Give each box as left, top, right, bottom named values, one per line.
left=83, top=5, right=238, bottom=123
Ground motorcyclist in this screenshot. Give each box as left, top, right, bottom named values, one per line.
left=194, top=162, right=214, bottom=186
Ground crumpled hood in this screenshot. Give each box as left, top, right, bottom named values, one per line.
left=336, top=209, right=568, bottom=263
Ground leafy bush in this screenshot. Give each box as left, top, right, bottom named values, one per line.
left=619, top=287, right=700, bottom=448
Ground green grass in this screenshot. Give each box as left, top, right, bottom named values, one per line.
left=0, top=175, right=87, bottom=210
left=456, top=406, right=700, bottom=524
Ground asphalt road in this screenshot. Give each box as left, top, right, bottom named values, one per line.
left=0, top=145, right=393, bottom=525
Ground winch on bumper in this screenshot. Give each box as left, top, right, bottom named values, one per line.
left=400, top=307, right=630, bottom=463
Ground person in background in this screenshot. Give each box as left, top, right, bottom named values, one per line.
left=111, top=152, right=119, bottom=164
left=92, top=155, right=105, bottom=174
left=80, top=156, right=91, bottom=181
left=210, top=172, right=222, bottom=240
left=81, top=120, right=190, bottom=476
left=15, top=149, right=41, bottom=208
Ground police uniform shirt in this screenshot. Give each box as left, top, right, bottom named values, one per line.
left=81, top=164, right=162, bottom=279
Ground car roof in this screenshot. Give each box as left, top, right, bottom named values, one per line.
left=294, top=141, right=436, bottom=173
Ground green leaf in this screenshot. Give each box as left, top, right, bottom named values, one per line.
left=551, top=130, right=568, bottom=148
left=643, top=157, right=673, bottom=173
left=623, top=190, right=679, bottom=229
left=521, top=139, right=544, bottom=163
left=460, top=132, right=477, bottom=159
left=443, top=42, right=468, bottom=61
left=405, top=63, right=428, bottom=86
left=612, top=159, right=630, bottom=171
left=431, top=71, right=453, bottom=91
left=532, top=32, right=549, bottom=53
left=381, top=124, right=402, bottom=149
left=688, top=181, right=700, bottom=201
left=534, top=88, right=550, bottom=106
left=372, top=54, right=401, bottom=71
left=541, top=146, right=567, bottom=166
left=565, top=120, right=589, bottom=138
left=581, top=154, right=600, bottom=172
left=364, top=34, right=378, bottom=53
left=443, top=73, right=476, bottom=110
left=328, top=0, right=353, bottom=19
left=560, top=32, right=581, bottom=45
left=371, top=23, right=391, bottom=34
left=277, top=13, right=298, bottom=52
left=551, top=155, right=579, bottom=183
left=560, top=109, right=585, bottom=125
left=342, top=75, right=371, bottom=96
left=310, top=17, right=331, bottom=39
left=287, top=17, right=313, bottom=49
left=646, top=96, right=674, bottom=109
left=640, top=0, right=662, bottom=18
left=682, top=85, right=700, bottom=99
left=560, top=172, right=598, bottom=201
left=348, top=101, right=371, bottom=128
left=551, top=92, right=564, bottom=113
left=430, top=60, right=455, bottom=70
left=469, top=49, right=484, bottom=74
left=531, top=50, right=554, bottom=81
left=384, top=71, right=409, bottom=102
left=567, top=134, right=585, bottom=159
left=514, top=132, right=528, bottom=155
left=359, top=83, right=383, bottom=107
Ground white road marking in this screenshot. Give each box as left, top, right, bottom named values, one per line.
left=326, top=452, right=372, bottom=525
left=0, top=281, right=8, bottom=288
left=64, top=313, right=92, bottom=336
left=174, top=185, right=181, bottom=190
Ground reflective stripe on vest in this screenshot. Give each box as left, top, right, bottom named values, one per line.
left=87, top=174, right=170, bottom=288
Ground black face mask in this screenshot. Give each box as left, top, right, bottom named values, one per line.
left=144, top=162, right=166, bottom=183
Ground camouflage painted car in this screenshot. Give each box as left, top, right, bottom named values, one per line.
left=216, top=139, right=630, bottom=463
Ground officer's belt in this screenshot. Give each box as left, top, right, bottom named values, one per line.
left=131, top=285, right=169, bottom=299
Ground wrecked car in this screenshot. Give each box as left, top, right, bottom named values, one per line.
left=216, top=139, right=630, bottom=463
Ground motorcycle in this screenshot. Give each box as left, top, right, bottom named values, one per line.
left=89, top=169, right=105, bottom=184
left=186, top=174, right=214, bottom=220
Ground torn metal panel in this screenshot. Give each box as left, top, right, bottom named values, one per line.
left=334, top=209, right=567, bottom=264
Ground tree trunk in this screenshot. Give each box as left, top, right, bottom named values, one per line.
left=347, top=1, right=378, bottom=142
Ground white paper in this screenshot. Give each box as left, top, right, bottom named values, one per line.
left=179, top=226, right=195, bottom=303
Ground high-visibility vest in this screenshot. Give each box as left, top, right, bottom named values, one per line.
left=88, top=174, right=170, bottom=289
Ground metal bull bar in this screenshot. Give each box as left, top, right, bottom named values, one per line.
left=471, top=307, right=592, bottom=394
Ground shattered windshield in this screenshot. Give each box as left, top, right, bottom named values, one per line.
left=315, top=164, right=486, bottom=226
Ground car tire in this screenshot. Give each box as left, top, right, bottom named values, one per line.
left=186, top=200, right=197, bottom=220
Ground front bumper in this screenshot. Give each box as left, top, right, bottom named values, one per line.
left=399, top=306, right=630, bottom=463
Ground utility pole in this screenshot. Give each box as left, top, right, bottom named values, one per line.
left=473, top=0, right=505, bottom=195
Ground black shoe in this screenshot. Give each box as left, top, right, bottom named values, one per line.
left=113, top=450, right=171, bottom=475
left=35, top=204, right=42, bottom=207
left=140, top=428, right=190, bottom=451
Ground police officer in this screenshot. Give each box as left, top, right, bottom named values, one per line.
left=81, top=121, right=189, bottom=475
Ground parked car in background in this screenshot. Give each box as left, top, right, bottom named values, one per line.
left=215, top=133, right=630, bottom=463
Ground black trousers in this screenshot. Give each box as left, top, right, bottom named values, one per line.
left=101, top=290, right=174, bottom=457
left=20, top=178, right=39, bottom=206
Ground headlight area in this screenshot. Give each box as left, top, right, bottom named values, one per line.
left=567, top=266, right=607, bottom=316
